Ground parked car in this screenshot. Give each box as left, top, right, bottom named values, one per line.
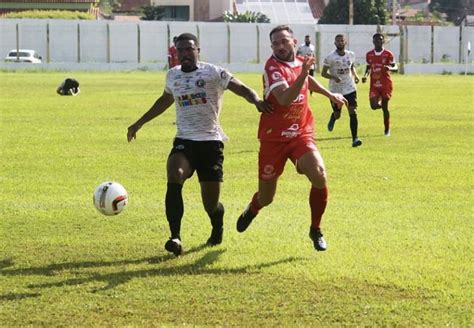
left=5, top=49, right=42, bottom=63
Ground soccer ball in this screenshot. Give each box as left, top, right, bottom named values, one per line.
left=93, top=181, right=128, bottom=216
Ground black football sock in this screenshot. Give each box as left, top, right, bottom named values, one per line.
left=208, top=202, right=224, bottom=229
left=165, top=183, right=184, bottom=239
left=349, top=113, right=358, bottom=140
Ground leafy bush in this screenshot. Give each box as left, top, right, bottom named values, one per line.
left=223, top=10, right=270, bottom=23
left=4, top=10, right=95, bottom=20
left=141, top=5, right=165, bottom=20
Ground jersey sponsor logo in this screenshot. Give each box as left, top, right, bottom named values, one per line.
left=283, top=106, right=303, bottom=121
left=281, top=123, right=301, bottom=138
left=196, top=79, right=206, bottom=87
left=294, top=94, right=305, bottom=103
left=177, top=92, right=208, bottom=107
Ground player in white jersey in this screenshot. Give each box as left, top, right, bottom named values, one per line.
left=297, top=35, right=316, bottom=94
left=321, top=34, right=362, bottom=147
left=127, top=33, right=272, bottom=256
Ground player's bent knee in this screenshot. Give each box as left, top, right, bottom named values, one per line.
left=167, top=168, right=187, bottom=184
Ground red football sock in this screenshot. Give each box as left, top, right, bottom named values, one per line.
left=249, top=192, right=262, bottom=215
left=309, top=186, right=328, bottom=229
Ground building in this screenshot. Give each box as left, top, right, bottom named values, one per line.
left=151, top=0, right=318, bottom=23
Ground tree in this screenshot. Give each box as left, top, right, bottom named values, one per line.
left=319, top=0, right=387, bottom=25
left=429, top=0, right=465, bottom=24
left=223, top=10, right=270, bottom=23
left=141, top=5, right=165, bottom=21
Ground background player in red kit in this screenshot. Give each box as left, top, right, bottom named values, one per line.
left=236, top=25, right=346, bottom=251
left=168, top=36, right=179, bottom=69
left=362, top=33, right=398, bottom=136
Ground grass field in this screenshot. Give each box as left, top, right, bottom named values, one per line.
left=1, top=71, right=473, bottom=326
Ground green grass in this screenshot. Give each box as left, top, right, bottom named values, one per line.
left=1, top=71, right=473, bottom=326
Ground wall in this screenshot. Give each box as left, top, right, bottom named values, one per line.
left=0, top=19, right=473, bottom=74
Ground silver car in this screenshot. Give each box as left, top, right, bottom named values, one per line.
left=5, top=49, right=42, bottom=63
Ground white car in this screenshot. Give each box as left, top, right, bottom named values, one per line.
left=5, top=49, right=42, bottom=63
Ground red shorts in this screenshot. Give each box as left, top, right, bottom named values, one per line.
left=259, top=136, right=317, bottom=181
left=370, top=86, right=392, bottom=100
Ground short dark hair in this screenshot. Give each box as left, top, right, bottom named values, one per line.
left=335, top=34, right=345, bottom=40
left=176, top=33, right=199, bottom=46
left=269, top=25, right=293, bottom=40
left=373, top=33, right=384, bottom=40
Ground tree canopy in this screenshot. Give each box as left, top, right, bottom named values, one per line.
left=318, top=0, right=387, bottom=25
left=429, top=0, right=466, bottom=24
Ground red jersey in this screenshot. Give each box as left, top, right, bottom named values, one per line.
left=168, top=46, right=179, bottom=68
left=365, top=48, right=394, bottom=90
left=260, top=55, right=314, bottom=142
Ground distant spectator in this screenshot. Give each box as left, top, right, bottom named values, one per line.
left=168, top=36, right=179, bottom=69
left=57, top=78, right=80, bottom=96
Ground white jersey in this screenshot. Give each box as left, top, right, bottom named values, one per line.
left=323, top=49, right=357, bottom=95
left=297, top=43, right=316, bottom=69
left=165, top=62, right=233, bottom=141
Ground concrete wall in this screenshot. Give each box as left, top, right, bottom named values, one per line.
left=1, top=19, right=473, bottom=74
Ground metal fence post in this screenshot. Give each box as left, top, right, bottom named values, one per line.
left=227, top=24, right=231, bottom=64
left=430, top=25, right=434, bottom=64
left=16, top=23, right=19, bottom=61
left=315, top=30, right=321, bottom=73
left=458, top=24, right=462, bottom=64
left=137, top=23, right=141, bottom=63
left=107, top=23, right=111, bottom=63
left=256, top=24, right=260, bottom=64
left=399, top=24, right=404, bottom=74
left=46, top=22, right=50, bottom=63
left=77, top=23, right=81, bottom=63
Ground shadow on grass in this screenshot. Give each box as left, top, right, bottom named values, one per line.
left=0, top=245, right=304, bottom=295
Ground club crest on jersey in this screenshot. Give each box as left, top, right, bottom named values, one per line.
left=196, top=79, right=205, bottom=87
left=271, top=71, right=282, bottom=81
left=220, top=71, right=229, bottom=79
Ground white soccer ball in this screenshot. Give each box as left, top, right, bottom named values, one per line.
left=93, top=181, right=128, bottom=216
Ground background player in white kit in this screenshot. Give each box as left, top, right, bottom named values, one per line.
left=297, top=35, right=316, bottom=95
left=127, top=33, right=272, bottom=256
left=321, top=34, right=362, bottom=148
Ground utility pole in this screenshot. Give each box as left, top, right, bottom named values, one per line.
left=349, top=0, right=353, bottom=25
left=392, top=0, right=397, bottom=25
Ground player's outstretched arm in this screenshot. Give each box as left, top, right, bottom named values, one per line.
left=308, top=76, right=347, bottom=109
left=386, top=62, right=398, bottom=72
left=127, top=91, right=174, bottom=142
left=351, top=64, right=360, bottom=84
left=271, top=56, right=315, bottom=106
left=361, top=65, right=370, bottom=83
left=227, top=78, right=273, bottom=113
left=321, top=65, right=341, bottom=83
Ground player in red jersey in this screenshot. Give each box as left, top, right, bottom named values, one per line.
left=167, top=36, right=179, bottom=69
left=236, top=25, right=347, bottom=251
left=362, top=33, right=398, bottom=136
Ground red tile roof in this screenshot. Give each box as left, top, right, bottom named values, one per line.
left=308, top=0, right=326, bottom=19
